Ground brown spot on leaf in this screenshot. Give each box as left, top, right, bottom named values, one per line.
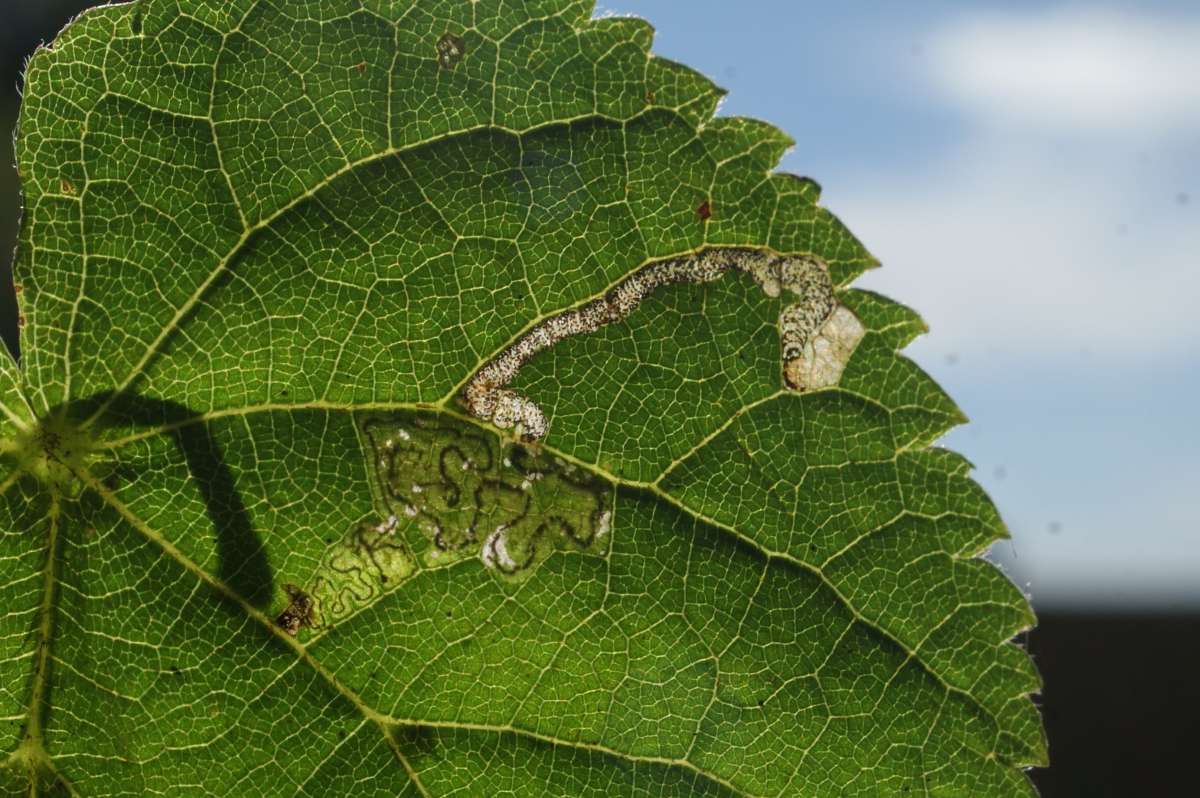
left=60, top=179, right=75, bottom=195
left=275, top=583, right=315, bottom=636
left=697, top=200, right=712, bottom=221
left=355, top=61, right=367, bottom=75
left=645, top=89, right=656, bottom=105
left=436, top=33, right=467, bottom=70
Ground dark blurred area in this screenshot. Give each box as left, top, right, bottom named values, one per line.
left=1, top=2, right=1196, bottom=795
left=0, top=0, right=101, bottom=357
left=1030, top=613, right=1199, bottom=797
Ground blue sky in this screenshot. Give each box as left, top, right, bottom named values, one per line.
left=604, top=1, right=1200, bottom=609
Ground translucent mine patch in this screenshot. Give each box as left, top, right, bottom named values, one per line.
left=783, top=306, right=866, bottom=391
left=303, top=411, right=613, bottom=624
left=307, top=517, right=416, bottom=626
left=363, top=412, right=611, bottom=578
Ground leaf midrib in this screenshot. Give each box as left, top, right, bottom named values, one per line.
left=6, top=492, right=82, bottom=797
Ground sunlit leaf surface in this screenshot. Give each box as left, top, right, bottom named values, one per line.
left=0, top=1, right=1044, bottom=795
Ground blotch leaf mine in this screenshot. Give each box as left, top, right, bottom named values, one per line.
left=0, top=1, right=1043, bottom=795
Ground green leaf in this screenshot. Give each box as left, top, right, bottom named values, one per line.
left=1, top=1, right=1045, bottom=795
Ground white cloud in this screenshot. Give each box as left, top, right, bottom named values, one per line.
left=928, top=8, right=1200, bottom=136
left=836, top=142, right=1200, bottom=359
left=837, top=7, right=1200, bottom=610
left=822, top=8, right=1200, bottom=361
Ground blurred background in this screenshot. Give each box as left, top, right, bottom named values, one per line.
left=2, top=1, right=1195, bottom=795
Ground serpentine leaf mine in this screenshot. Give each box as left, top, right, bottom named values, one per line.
left=462, top=247, right=865, bottom=439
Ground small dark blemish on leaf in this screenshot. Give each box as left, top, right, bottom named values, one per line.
left=436, top=33, right=467, bottom=70
left=697, top=200, right=712, bottom=221
left=13, top=283, right=21, bottom=294
left=645, top=89, right=656, bottom=105
left=355, top=61, right=367, bottom=75
left=275, top=583, right=315, bottom=636
left=60, top=179, right=74, bottom=195
left=17, top=315, right=25, bottom=328
left=131, top=10, right=143, bottom=36
left=39, top=429, right=61, bottom=455
left=169, top=664, right=180, bottom=674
